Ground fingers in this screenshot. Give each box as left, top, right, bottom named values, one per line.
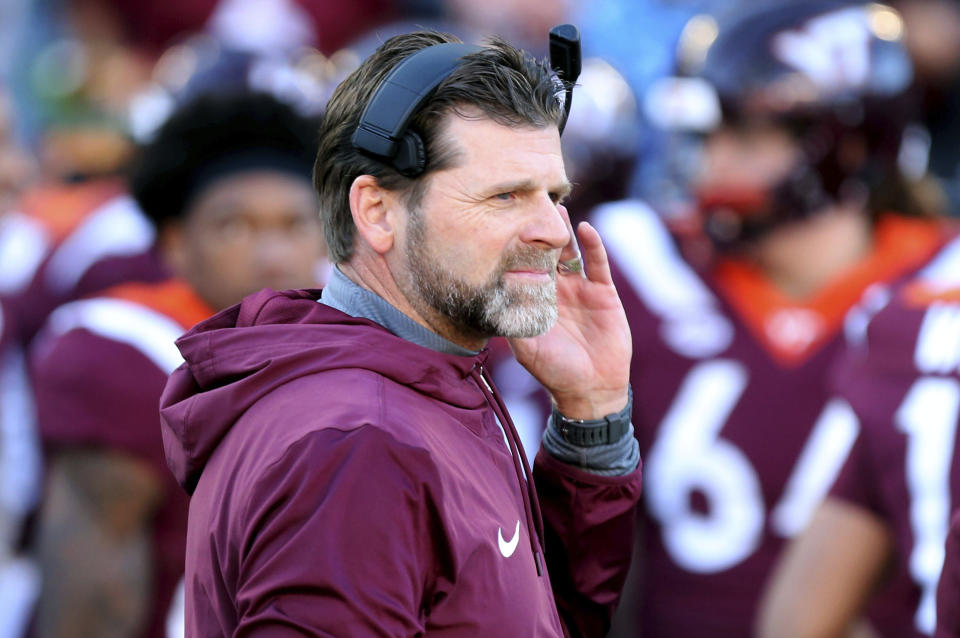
left=556, top=205, right=586, bottom=278
left=577, top=221, right=614, bottom=286
left=554, top=207, right=614, bottom=285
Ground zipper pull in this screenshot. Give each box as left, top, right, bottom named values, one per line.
left=476, top=364, right=494, bottom=394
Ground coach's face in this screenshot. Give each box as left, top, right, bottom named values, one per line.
left=396, top=110, right=572, bottom=349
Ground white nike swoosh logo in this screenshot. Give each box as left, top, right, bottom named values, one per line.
left=498, top=520, right=521, bottom=558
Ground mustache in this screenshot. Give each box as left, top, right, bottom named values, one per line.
left=498, top=248, right=559, bottom=278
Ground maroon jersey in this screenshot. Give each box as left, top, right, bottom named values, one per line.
left=0, top=180, right=165, bottom=502
left=0, top=180, right=165, bottom=627
left=30, top=279, right=213, bottom=638
left=829, top=234, right=960, bottom=637
left=588, top=199, right=947, bottom=637
left=0, top=179, right=165, bottom=349
left=0, top=181, right=165, bottom=638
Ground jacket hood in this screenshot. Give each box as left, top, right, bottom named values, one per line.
left=160, top=288, right=489, bottom=493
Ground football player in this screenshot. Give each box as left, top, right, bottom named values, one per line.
left=758, top=236, right=960, bottom=637
left=592, top=1, right=952, bottom=635
left=28, top=91, right=325, bottom=638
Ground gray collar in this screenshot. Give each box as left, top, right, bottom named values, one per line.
left=319, top=266, right=479, bottom=357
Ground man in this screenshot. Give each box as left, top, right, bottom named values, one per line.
left=160, top=31, right=642, bottom=636
left=583, top=2, right=952, bottom=636
left=757, top=240, right=960, bottom=638
left=29, top=91, right=325, bottom=638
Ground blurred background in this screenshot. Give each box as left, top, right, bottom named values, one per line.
left=3, top=1, right=960, bottom=637
left=2, top=0, right=959, bottom=223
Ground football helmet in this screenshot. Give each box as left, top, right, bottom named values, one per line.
left=648, top=0, right=918, bottom=248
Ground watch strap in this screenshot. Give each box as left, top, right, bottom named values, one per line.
left=551, top=387, right=632, bottom=447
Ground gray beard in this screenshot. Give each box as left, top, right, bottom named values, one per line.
left=404, top=213, right=558, bottom=339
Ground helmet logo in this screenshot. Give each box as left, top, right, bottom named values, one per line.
left=772, top=8, right=871, bottom=95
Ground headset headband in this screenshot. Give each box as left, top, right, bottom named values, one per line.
left=351, top=27, right=581, bottom=178
left=352, top=43, right=481, bottom=162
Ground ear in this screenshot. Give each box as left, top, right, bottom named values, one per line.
left=349, top=175, right=401, bottom=255
left=158, top=221, right=188, bottom=278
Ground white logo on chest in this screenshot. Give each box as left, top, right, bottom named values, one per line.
left=497, top=520, right=521, bottom=558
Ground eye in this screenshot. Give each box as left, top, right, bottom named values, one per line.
left=494, top=192, right=516, bottom=202
left=284, top=211, right=319, bottom=235
left=212, top=215, right=254, bottom=243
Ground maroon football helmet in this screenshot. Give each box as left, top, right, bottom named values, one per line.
left=650, top=0, right=918, bottom=249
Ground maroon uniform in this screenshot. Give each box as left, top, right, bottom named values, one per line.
left=0, top=181, right=164, bottom=635
left=0, top=179, right=164, bottom=349
left=30, top=279, right=213, bottom=638
left=0, top=181, right=165, bottom=487
left=589, top=199, right=946, bottom=636
left=828, top=234, right=960, bottom=637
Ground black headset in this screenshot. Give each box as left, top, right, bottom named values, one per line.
left=351, top=25, right=582, bottom=178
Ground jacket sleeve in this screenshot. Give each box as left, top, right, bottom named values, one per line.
left=533, top=449, right=643, bottom=638
left=235, top=425, right=450, bottom=637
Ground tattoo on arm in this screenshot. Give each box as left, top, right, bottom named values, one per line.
left=35, top=449, right=163, bottom=638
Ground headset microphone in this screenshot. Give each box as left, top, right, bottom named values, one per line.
left=549, top=24, right=581, bottom=136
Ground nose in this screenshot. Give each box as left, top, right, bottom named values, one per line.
left=520, top=194, right=571, bottom=250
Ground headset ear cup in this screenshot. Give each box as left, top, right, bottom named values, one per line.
left=393, top=131, right=427, bottom=177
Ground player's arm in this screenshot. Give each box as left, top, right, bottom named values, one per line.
left=755, top=497, right=892, bottom=638
left=35, top=448, right=163, bottom=638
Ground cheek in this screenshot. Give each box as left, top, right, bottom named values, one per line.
left=457, top=240, right=511, bottom=287
left=187, top=241, right=247, bottom=284
left=413, top=209, right=510, bottom=283
left=700, top=144, right=751, bottom=186
left=291, top=231, right=326, bottom=262
left=701, top=149, right=786, bottom=190
left=264, top=233, right=325, bottom=280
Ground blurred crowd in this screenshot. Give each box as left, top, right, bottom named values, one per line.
left=3, top=0, right=960, bottom=637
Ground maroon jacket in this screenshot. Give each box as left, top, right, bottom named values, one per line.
left=160, top=288, right=642, bottom=637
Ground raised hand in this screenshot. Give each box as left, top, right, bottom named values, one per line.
left=508, top=206, right=631, bottom=419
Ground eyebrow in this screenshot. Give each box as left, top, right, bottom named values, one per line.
left=486, top=179, right=574, bottom=199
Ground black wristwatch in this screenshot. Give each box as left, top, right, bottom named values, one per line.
left=551, top=388, right=632, bottom=447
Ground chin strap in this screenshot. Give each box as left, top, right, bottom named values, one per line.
left=697, top=162, right=834, bottom=248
